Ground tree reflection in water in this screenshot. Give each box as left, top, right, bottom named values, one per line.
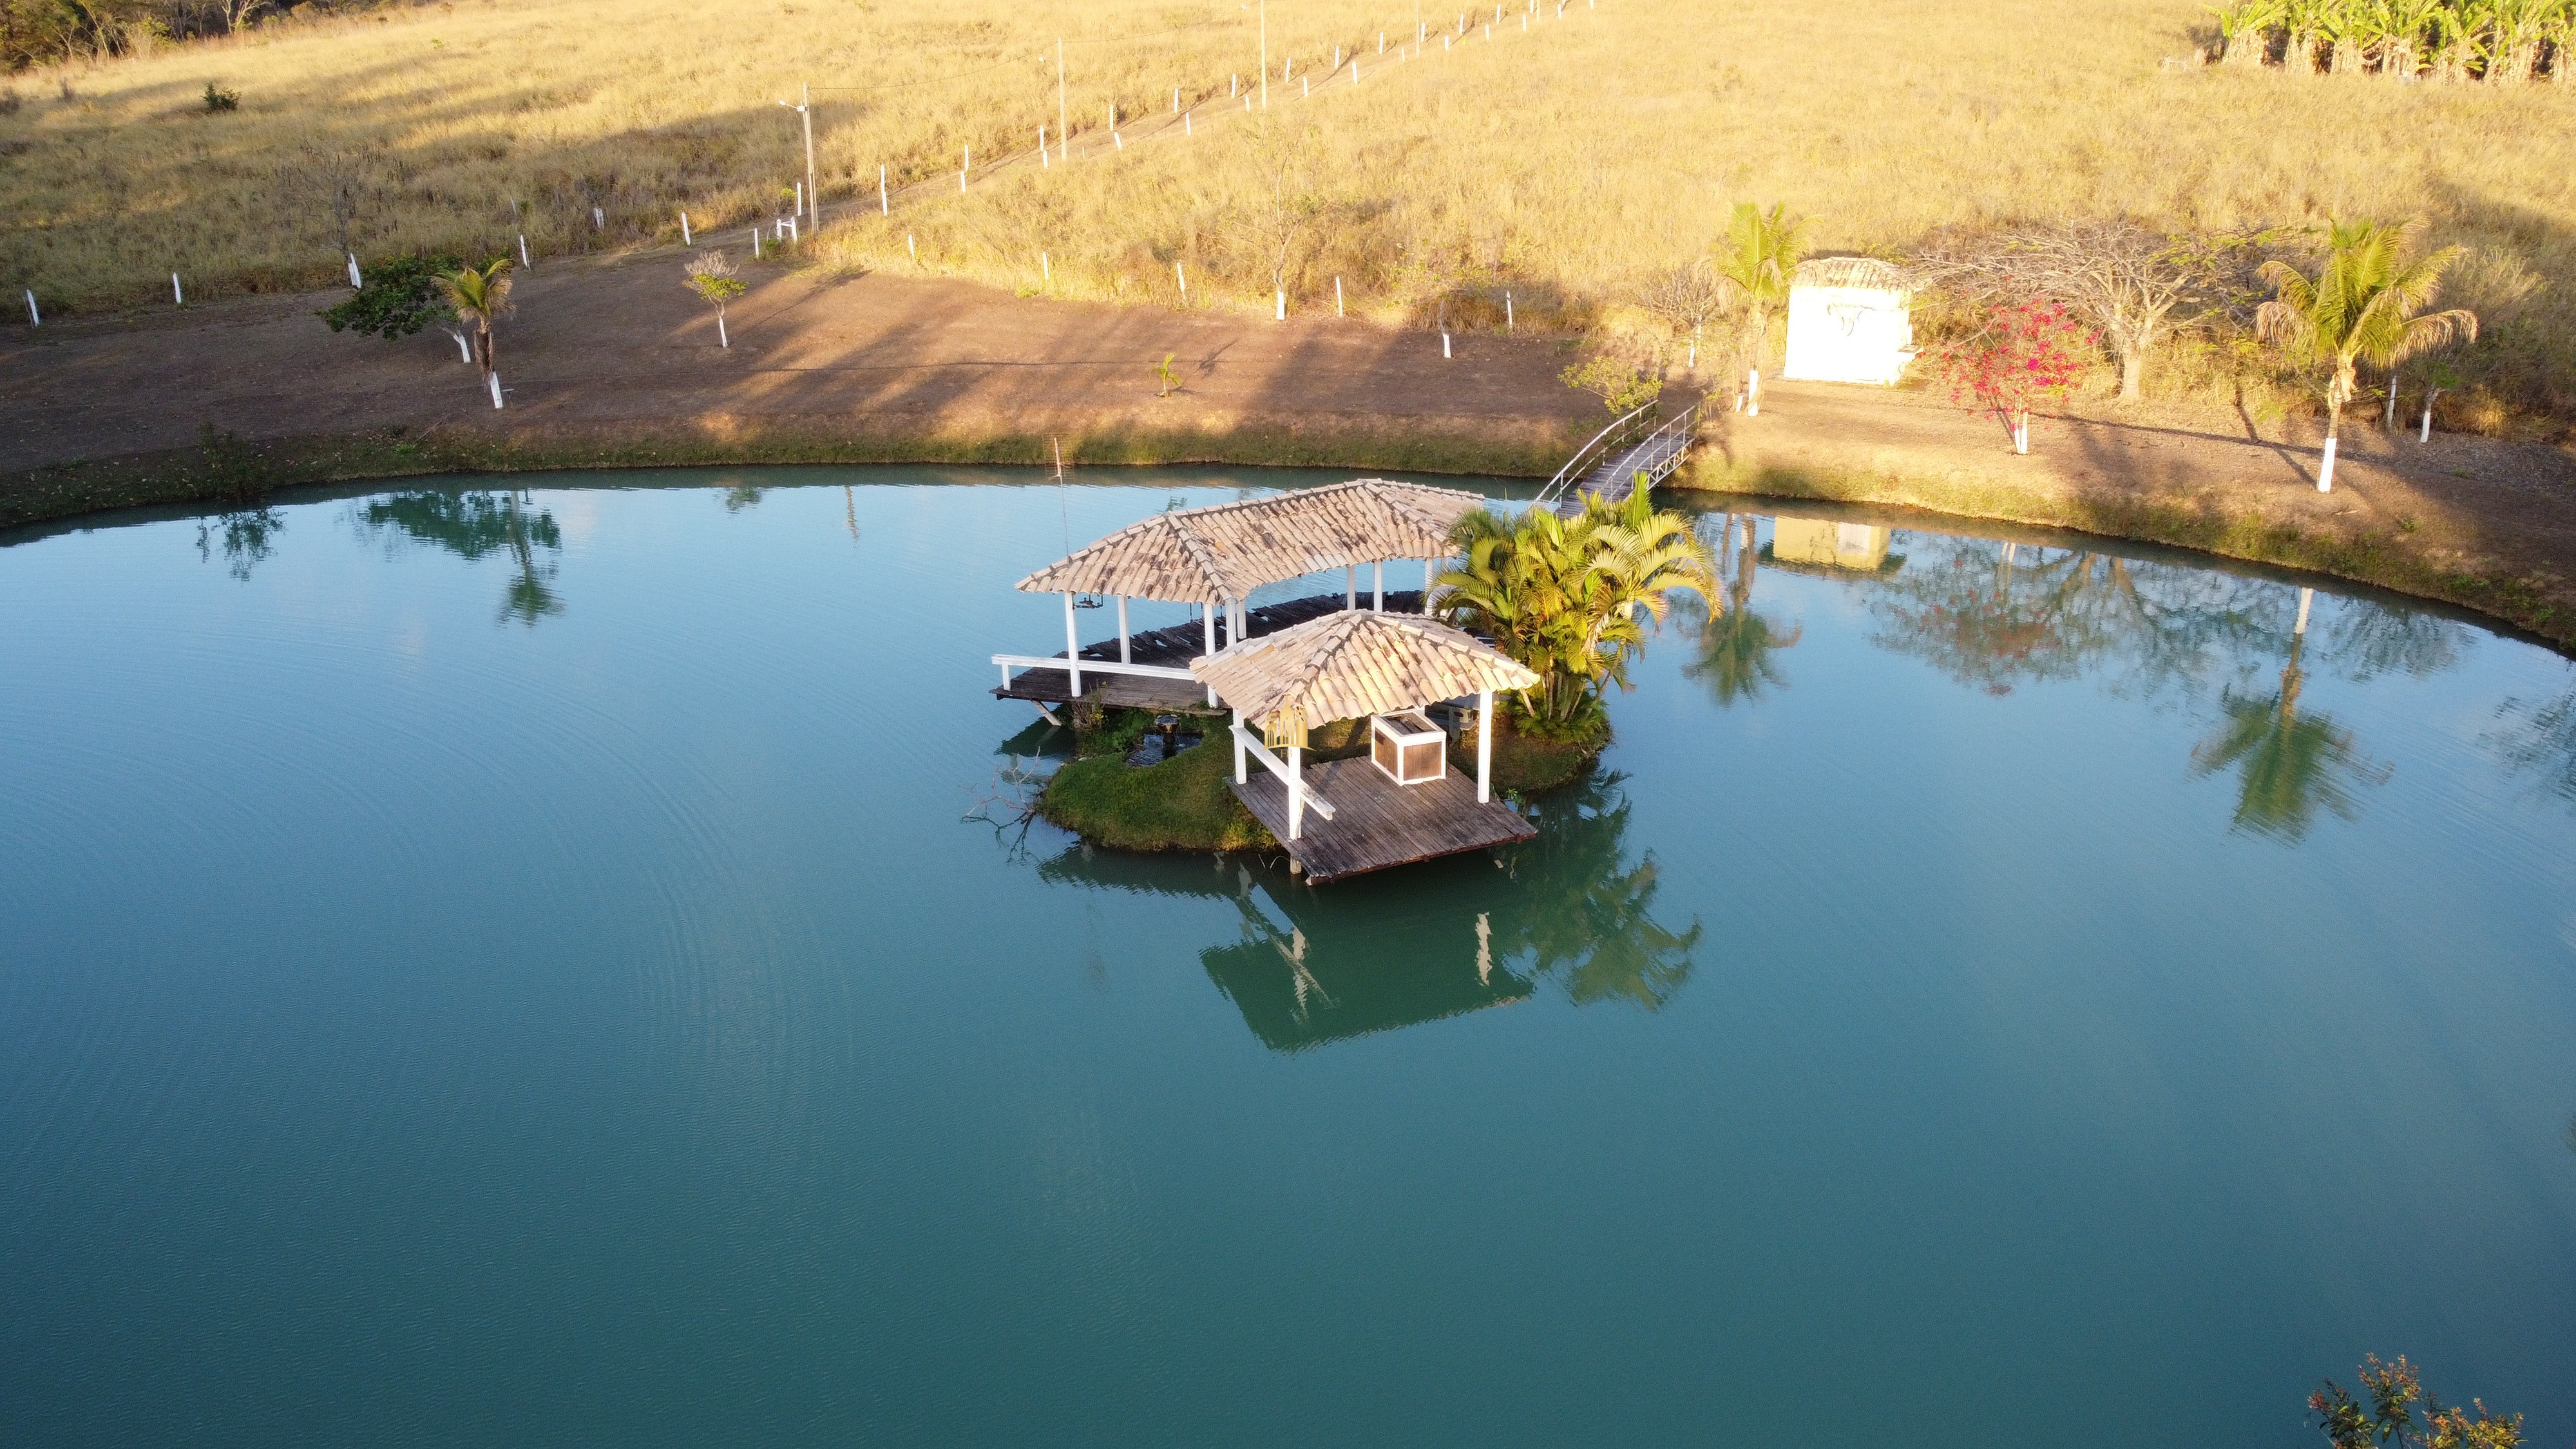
left=355, top=489, right=566, bottom=625
left=1677, top=513, right=1800, bottom=707
left=2189, top=590, right=2391, bottom=841
left=1033, top=770, right=1701, bottom=1052
left=2486, top=677, right=2576, bottom=808
left=196, top=507, right=285, bottom=582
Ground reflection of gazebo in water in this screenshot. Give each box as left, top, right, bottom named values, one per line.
left=1193, top=610, right=1541, bottom=883
left=1033, top=848, right=1533, bottom=1052
left=991, top=478, right=1488, bottom=715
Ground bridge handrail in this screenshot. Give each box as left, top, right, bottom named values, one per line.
left=1534, top=402, right=1655, bottom=509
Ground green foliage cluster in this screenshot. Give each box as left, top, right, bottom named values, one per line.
left=2309, top=1356, right=2523, bottom=1449
left=1039, top=714, right=1271, bottom=852
left=1438, top=489, right=1715, bottom=739
left=200, top=80, right=236, bottom=111
left=317, top=251, right=462, bottom=339
left=2210, top=0, right=2576, bottom=80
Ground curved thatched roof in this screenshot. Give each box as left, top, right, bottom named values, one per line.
left=1016, top=478, right=1487, bottom=604
left=1794, top=256, right=1905, bottom=290
left=1190, top=611, right=1540, bottom=726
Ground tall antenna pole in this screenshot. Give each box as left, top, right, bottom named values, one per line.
left=1057, top=40, right=1069, bottom=161
left=1259, top=0, right=1268, bottom=108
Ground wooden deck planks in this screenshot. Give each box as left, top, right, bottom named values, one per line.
left=1230, top=756, right=1536, bottom=884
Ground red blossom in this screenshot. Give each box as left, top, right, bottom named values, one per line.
left=1927, top=300, right=2096, bottom=438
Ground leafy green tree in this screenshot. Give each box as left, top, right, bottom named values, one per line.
left=1438, top=490, right=1714, bottom=738
left=318, top=251, right=463, bottom=340
left=1559, top=352, right=1663, bottom=414
left=2309, top=1356, right=2521, bottom=1449
left=2256, top=218, right=2477, bottom=491
left=682, top=250, right=745, bottom=348
left=1493, top=771, right=1704, bottom=1009
left=1713, top=201, right=1809, bottom=366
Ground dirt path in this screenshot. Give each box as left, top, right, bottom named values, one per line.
left=5, top=260, right=2573, bottom=644
left=0, top=256, right=1595, bottom=480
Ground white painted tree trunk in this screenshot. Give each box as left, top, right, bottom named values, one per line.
left=2316, top=434, right=2337, bottom=492
left=681, top=211, right=691, bottom=245
left=1275, top=289, right=1285, bottom=320
left=717, top=315, right=729, bottom=348
left=2013, top=412, right=2030, bottom=455
left=173, top=272, right=184, bottom=305
left=452, top=328, right=472, bottom=363
left=23, top=289, right=37, bottom=326
left=347, top=254, right=363, bottom=289
left=2421, top=393, right=2437, bottom=442
left=488, top=371, right=504, bottom=409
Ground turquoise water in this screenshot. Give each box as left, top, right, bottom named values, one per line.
left=3, top=468, right=2573, bottom=1448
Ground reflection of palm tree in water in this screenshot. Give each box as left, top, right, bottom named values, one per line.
left=357, top=489, right=564, bottom=625
left=2190, top=587, right=2389, bottom=840
left=1681, top=513, right=1800, bottom=706
left=1494, top=770, right=1703, bottom=1010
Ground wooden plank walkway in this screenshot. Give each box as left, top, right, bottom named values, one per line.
left=997, top=591, right=1426, bottom=712
left=1231, top=756, right=1535, bottom=884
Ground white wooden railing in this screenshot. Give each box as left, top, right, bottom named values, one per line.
left=992, top=653, right=1197, bottom=690
left=1230, top=722, right=1335, bottom=830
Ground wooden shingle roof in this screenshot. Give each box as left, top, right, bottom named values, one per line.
left=1793, top=256, right=1905, bottom=290
left=1190, top=610, right=1540, bottom=726
left=1016, top=479, right=1487, bottom=603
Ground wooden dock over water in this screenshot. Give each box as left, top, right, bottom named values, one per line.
left=1232, top=757, right=1534, bottom=884
left=996, top=591, right=1425, bottom=714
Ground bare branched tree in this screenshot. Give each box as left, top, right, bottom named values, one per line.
left=1636, top=259, right=1729, bottom=370
left=272, top=146, right=376, bottom=262
left=1236, top=120, right=1322, bottom=317
left=1911, top=220, right=2266, bottom=401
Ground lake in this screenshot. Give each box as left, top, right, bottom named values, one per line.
left=4, top=467, right=2572, bottom=1448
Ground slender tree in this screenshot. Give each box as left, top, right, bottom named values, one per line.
left=436, top=258, right=516, bottom=379
left=683, top=250, right=744, bottom=348
left=2255, top=218, right=2476, bottom=491
left=1712, top=202, right=1809, bottom=368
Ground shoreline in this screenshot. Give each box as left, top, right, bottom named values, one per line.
left=8, top=419, right=2572, bottom=656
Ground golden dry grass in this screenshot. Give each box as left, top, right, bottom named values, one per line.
left=4, top=0, right=2573, bottom=417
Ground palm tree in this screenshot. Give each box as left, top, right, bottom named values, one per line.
left=1713, top=201, right=1809, bottom=371
left=1438, top=491, right=1714, bottom=735
left=435, top=257, right=515, bottom=379
left=2255, top=218, right=2476, bottom=491
left=2190, top=589, right=2389, bottom=838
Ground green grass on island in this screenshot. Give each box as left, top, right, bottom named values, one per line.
left=1037, top=707, right=1597, bottom=855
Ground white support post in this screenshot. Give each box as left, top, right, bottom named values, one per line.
left=1233, top=710, right=1248, bottom=783
left=1346, top=565, right=1357, bottom=609
left=23, top=289, right=37, bottom=327
left=1116, top=596, right=1131, bottom=663
left=1424, top=558, right=1436, bottom=613
left=681, top=211, right=692, bottom=245
left=1336, top=276, right=1344, bottom=316
left=1288, top=744, right=1305, bottom=840
left=1373, top=560, right=1384, bottom=611
left=881, top=166, right=890, bottom=214
left=1063, top=591, right=1083, bottom=696
left=1475, top=689, right=1494, bottom=803
left=1204, top=600, right=1220, bottom=706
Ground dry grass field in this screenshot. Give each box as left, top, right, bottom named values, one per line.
left=3, top=0, right=2573, bottom=422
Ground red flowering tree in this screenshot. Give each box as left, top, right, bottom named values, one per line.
left=1928, top=300, right=2094, bottom=455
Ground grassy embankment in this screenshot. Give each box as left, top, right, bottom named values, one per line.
left=1038, top=708, right=1589, bottom=855
left=5, top=0, right=2573, bottom=427
left=1680, top=445, right=2575, bottom=650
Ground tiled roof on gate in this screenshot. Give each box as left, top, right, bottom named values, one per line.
left=1016, top=479, right=1488, bottom=603
left=1190, top=610, right=1540, bottom=727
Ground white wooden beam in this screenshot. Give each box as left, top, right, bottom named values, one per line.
left=1345, top=565, right=1356, bottom=609
left=1476, top=688, right=1494, bottom=802
left=1373, top=560, right=1383, bottom=611
left=1116, top=596, right=1131, bottom=663
left=1204, top=599, right=1219, bottom=705
left=1063, top=592, right=1082, bottom=696
left=1423, top=557, right=1437, bottom=614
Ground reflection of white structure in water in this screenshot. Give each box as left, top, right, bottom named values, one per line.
left=1770, top=516, right=1894, bottom=572
left=1781, top=257, right=1915, bottom=386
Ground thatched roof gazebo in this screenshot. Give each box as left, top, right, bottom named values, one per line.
left=995, top=479, right=1489, bottom=706
left=1192, top=611, right=1540, bottom=880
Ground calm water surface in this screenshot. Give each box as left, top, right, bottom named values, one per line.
left=4, top=468, right=2573, bottom=1448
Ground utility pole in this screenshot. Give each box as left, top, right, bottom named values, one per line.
left=1260, top=0, right=1268, bottom=108
left=1057, top=40, right=1068, bottom=162
left=778, top=86, right=816, bottom=222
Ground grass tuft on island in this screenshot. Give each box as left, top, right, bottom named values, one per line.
left=1038, top=710, right=1274, bottom=853
left=1037, top=706, right=1597, bottom=853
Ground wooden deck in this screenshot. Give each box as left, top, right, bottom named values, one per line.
left=1231, top=756, right=1535, bottom=884
left=997, top=591, right=1426, bottom=712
